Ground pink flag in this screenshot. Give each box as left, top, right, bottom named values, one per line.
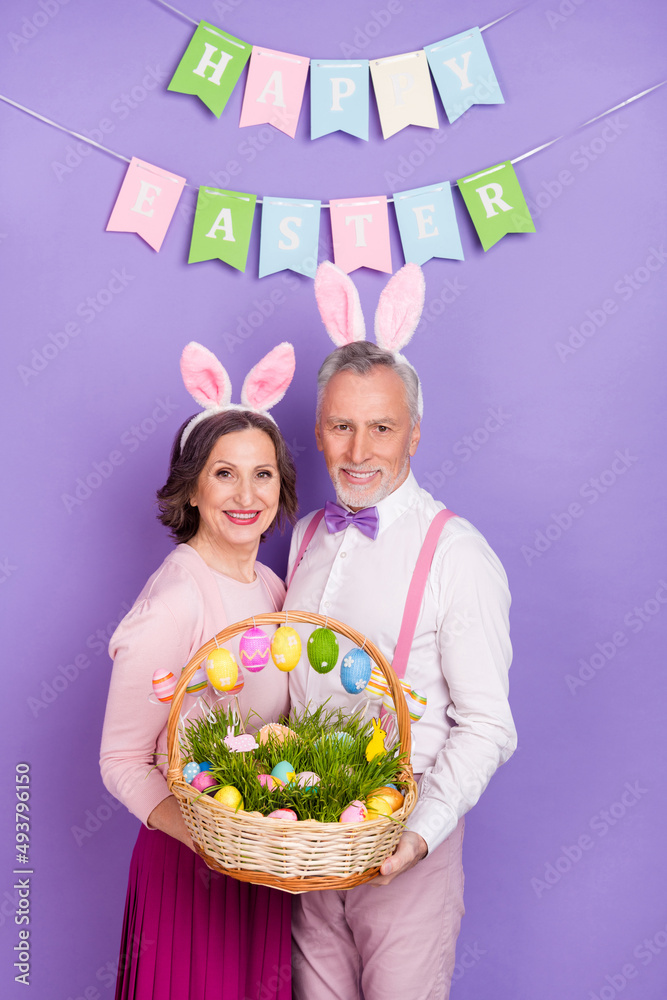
left=329, top=196, right=392, bottom=274
left=106, top=158, right=186, bottom=251
left=239, top=46, right=309, bottom=138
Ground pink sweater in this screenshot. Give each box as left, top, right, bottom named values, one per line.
left=99, top=544, right=288, bottom=825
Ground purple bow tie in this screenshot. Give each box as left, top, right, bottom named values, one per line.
left=324, top=500, right=379, bottom=540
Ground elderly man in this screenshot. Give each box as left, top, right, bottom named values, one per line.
left=284, top=263, right=516, bottom=1000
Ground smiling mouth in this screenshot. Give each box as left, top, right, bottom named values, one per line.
left=342, top=469, right=379, bottom=484
left=223, top=510, right=262, bottom=524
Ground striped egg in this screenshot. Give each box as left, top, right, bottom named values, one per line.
left=239, top=626, right=271, bottom=672
left=365, top=665, right=389, bottom=700
left=184, top=665, right=208, bottom=695
left=307, top=627, right=339, bottom=674
left=270, top=626, right=302, bottom=672
left=151, top=667, right=177, bottom=703
left=204, top=647, right=238, bottom=691
left=226, top=672, right=245, bottom=696
left=340, top=647, right=372, bottom=694
left=382, top=681, right=427, bottom=722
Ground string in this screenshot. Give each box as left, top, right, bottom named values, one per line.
left=0, top=79, right=664, bottom=205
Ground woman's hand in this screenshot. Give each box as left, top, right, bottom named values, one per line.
left=147, top=795, right=196, bottom=852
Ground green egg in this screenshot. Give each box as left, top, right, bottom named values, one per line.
left=307, top=627, right=339, bottom=674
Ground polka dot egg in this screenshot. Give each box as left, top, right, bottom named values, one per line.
left=340, top=647, right=372, bottom=694
left=238, top=626, right=271, bottom=672
left=307, top=627, right=339, bottom=674
left=183, top=762, right=201, bottom=783
left=204, top=647, right=238, bottom=691
left=151, top=668, right=177, bottom=703
left=270, top=626, right=302, bottom=672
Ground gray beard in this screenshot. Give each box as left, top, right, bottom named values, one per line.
left=331, top=456, right=409, bottom=509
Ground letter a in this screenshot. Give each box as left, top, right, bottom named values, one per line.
left=257, top=70, right=286, bottom=108
left=206, top=207, right=235, bottom=242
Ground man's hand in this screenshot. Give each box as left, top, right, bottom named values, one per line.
left=372, top=831, right=428, bottom=885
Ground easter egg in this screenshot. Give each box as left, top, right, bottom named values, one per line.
left=340, top=647, right=372, bottom=694
left=191, top=772, right=217, bottom=794
left=151, top=668, right=177, bottom=703
left=367, top=786, right=404, bottom=813
left=204, top=647, right=238, bottom=691
left=226, top=672, right=245, bottom=696
left=307, top=627, right=339, bottom=674
left=295, top=771, right=320, bottom=792
left=182, top=761, right=201, bottom=783
left=267, top=809, right=298, bottom=821
left=405, top=687, right=427, bottom=722
left=184, top=665, right=208, bottom=695
left=270, top=626, right=302, bottom=672
left=271, top=760, right=296, bottom=786
left=365, top=665, right=389, bottom=699
left=239, top=627, right=271, bottom=672
left=214, top=785, right=244, bottom=811
left=257, top=723, right=296, bottom=745
left=314, top=731, right=354, bottom=751
left=199, top=761, right=212, bottom=771
left=258, top=773, right=281, bottom=791
left=339, top=800, right=367, bottom=824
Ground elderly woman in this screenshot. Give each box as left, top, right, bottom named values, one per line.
left=100, top=343, right=298, bottom=1000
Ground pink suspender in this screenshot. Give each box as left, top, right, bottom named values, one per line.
left=286, top=509, right=325, bottom=588
left=287, top=506, right=458, bottom=680
left=391, top=508, right=458, bottom=680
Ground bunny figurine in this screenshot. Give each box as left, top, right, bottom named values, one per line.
left=365, top=717, right=387, bottom=762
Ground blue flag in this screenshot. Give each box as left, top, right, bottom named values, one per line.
left=259, top=196, right=322, bottom=278
left=425, top=27, right=504, bottom=124
left=393, top=182, right=464, bottom=265
left=310, top=59, right=369, bottom=140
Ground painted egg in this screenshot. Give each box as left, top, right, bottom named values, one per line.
left=258, top=773, right=281, bottom=790
left=340, top=647, right=372, bottom=694
left=151, top=668, right=177, bottom=703
left=295, top=771, right=320, bottom=792
left=314, top=731, right=354, bottom=751
left=267, top=809, right=298, bottom=821
left=365, top=665, right=389, bottom=699
left=214, top=785, right=244, bottom=811
left=271, top=760, right=296, bottom=786
left=182, top=761, right=201, bottom=783
left=226, top=672, right=245, bottom=696
left=307, top=627, right=339, bottom=674
left=405, top=687, right=428, bottom=722
left=366, top=786, right=404, bottom=813
left=184, top=665, right=208, bottom=695
left=339, top=800, right=367, bottom=824
left=199, top=761, right=212, bottom=771
left=238, top=626, right=271, bottom=672
left=204, top=647, right=238, bottom=691
left=257, top=722, right=296, bottom=745
left=270, top=626, right=302, bottom=672
left=191, top=772, right=217, bottom=794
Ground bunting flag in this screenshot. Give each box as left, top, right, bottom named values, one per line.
left=310, top=59, right=370, bottom=140
left=167, top=21, right=252, bottom=118
left=425, top=27, right=504, bottom=124
left=369, top=50, right=439, bottom=139
left=239, top=46, right=310, bottom=138
left=329, top=196, right=392, bottom=274
left=393, top=182, right=463, bottom=265
left=106, top=157, right=186, bottom=252
left=188, top=187, right=257, bottom=271
left=457, top=161, right=534, bottom=251
left=259, top=196, right=322, bottom=278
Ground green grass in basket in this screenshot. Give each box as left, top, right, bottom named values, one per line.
left=180, top=702, right=407, bottom=822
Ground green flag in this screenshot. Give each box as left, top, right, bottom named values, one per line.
left=457, top=161, right=535, bottom=251
left=168, top=21, right=252, bottom=118
left=189, top=187, right=257, bottom=272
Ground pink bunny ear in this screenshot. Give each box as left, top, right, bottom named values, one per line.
left=314, top=261, right=366, bottom=346
left=374, top=263, right=425, bottom=351
left=180, top=342, right=232, bottom=409
left=241, top=343, right=296, bottom=413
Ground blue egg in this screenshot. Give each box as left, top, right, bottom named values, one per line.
left=199, top=761, right=212, bottom=771
left=183, top=762, right=201, bottom=783
left=340, top=647, right=373, bottom=694
left=271, top=760, right=296, bottom=786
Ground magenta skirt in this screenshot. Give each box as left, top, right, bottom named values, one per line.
left=114, top=825, right=292, bottom=999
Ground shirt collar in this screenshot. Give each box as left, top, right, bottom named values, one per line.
left=335, top=470, right=423, bottom=534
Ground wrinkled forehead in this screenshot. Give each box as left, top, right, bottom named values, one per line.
left=319, top=366, right=411, bottom=422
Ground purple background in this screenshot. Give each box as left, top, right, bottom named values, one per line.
left=1, top=0, right=666, bottom=996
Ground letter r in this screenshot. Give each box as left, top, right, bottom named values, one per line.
left=476, top=183, right=512, bottom=218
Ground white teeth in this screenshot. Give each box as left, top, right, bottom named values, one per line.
left=226, top=512, right=258, bottom=520
left=347, top=470, right=376, bottom=480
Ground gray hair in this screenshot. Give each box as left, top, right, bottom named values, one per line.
left=316, top=342, right=420, bottom=426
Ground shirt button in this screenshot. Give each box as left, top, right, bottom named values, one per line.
left=340, top=552, right=347, bottom=559
left=324, top=601, right=330, bottom=608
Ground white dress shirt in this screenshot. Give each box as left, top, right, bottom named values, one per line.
left=285, top=471, right=517, bottom=853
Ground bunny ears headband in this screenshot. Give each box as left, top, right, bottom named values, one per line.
left=179, top=341, right=296, bottom=449
left=313, top=260, right=426, bottom=418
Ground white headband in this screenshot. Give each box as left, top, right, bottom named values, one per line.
left=313, top=261, right=425, bottom=418
left=179, top=341, right=296, bottom=450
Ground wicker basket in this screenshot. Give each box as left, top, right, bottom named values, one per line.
left=167, top=611, right=418, bottom=894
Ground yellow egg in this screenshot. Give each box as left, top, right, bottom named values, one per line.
left=366, top=788, right=403, bottom=813
left=214, top=785, right=244, bottom=811
left=270, top=626, right=302, bottom=672
left=204, top=648, right=238, bottom=691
